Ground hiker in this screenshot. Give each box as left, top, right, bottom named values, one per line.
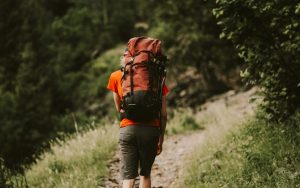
left=107, top=37, right=168, bottom=188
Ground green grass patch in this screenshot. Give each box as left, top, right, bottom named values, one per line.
left=166, top=108, right=205, bottom=135
left=25, top=124, right=118, bottom=188
left=183, top=112, right=300, bottom=188
left=24, top=107, right=207, bottom=187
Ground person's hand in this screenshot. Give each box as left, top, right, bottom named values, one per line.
left=157, top=135, right=164, bottom=155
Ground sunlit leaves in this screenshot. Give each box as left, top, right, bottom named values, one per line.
left=215, top=0, right=300, bottom=121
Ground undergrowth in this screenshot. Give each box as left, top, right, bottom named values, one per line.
left=183, top=112, right=300, bottom=188
left=166, top=108, right=205, bottom=135
left=15, top=89, right=256, bottom=187
left=22, top=109, right=203, bottom=187
left=25, top=123, right=118, bottom=188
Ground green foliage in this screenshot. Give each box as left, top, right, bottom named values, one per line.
left=0, top=158, right=13, bottom=188
left=0, top=0, right=242, bottom=172
left=148, top=0, right=241, bottom=104
left=26, top=125, right=118, bottom=188
left=0, top=0, right=62, bottom=170
left=166, top=109, right=204, bottom=135
left=184, top=112, right=300, bottom=187
left=214, top=0, right=300, bottom=120
left=240, top=113, right=300, bottom=187
left=81, top=45, right=124, bottom=117
left=0, top=158, right=29, bottom=188
left=0, top=0, right=135, bottom=170
left=182, top=116, right=201, bottom=130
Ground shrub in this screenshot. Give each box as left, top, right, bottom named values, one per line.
left=214, top=0, right=300, bottom=121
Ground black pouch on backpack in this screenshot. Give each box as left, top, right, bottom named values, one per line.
left=122, top=91, right=160, bottom=122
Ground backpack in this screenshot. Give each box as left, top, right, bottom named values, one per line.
left=120, top=37, right=167, bottom=122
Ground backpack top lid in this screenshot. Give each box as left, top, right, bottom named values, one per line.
left=123, top=37, right=162, bottom=65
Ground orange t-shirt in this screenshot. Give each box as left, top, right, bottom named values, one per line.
left=107, top=70, right=168, bottom=127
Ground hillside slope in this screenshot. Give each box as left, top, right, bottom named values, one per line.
left=26, top=124, right=118, bottom=188
left=25, top=88, right=257, bottom=188
left=182, top=100, right=300, bottom=186
left=101, top=88, right=257, bottom=187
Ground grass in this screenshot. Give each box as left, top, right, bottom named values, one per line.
left=21, top=45, right=124, bottom=188
left=165, top=89, right=253, bottom=135
left=23, top=109, right=206, bottom=188
left=166, top=108, right=205, bottom=135
left=182, top=111, right=300, bottom=188
left=24, top=89, right=258, bottom=188
left=25, top=123, right=118, bottom=188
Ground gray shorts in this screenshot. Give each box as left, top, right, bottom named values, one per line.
left=119, top=125, right=160, bottom=179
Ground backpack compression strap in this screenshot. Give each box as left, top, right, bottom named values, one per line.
left=129, top=58, right=134, bottom=96
left=159, top=69, right=167, bottom=135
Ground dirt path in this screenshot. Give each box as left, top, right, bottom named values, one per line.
left=100, top=88, right=257, bottom=188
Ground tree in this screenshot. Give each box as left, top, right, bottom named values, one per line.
left=148, top=0, right=241, bottom=106
left=0, top=0, right=136, bottom=170
left=214, top=0, right=300, bottom=121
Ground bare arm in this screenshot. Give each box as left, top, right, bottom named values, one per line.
left=157, top=96, right=167, bottom=155
left=160, top=96, right=167, bottom=137
left=113, top=92, right=121, bottom=112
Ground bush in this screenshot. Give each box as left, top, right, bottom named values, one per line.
left=214, top=0, right=300, bottom=121
left=148, top=0, right=242, bottom=108
left=0, top=158, right=28, bottom=188
left=0, top=0, right=134, bottom=169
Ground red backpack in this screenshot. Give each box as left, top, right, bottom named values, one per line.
left=120, top=37, right=167, bottom=121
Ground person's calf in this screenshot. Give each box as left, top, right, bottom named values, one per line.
left=139, top=175, right=151, bottom=188
left=123, top=179, right=135, bottom=188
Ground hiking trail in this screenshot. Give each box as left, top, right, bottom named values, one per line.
left=99, top=88, right=257, bottom=188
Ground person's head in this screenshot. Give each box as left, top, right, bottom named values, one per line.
left=134, top=22, right=148, bottom=36
left=120, top=47, right=129, bottom=67
left=120, top=55, right=125, bottom=67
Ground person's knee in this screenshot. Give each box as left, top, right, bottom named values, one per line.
left=140, top=175, right=151, bottom=180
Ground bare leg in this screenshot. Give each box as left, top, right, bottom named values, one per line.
left=139, top=176, right=151, bottom=188
left=123, top=179, right=135, bottom=188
